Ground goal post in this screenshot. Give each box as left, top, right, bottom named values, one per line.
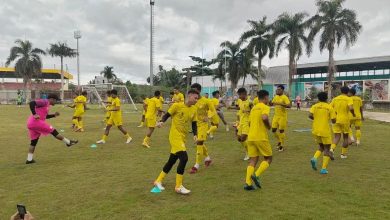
left=81, top=83, right=138, bottom=111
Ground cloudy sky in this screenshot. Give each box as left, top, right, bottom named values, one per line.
left=0, top=0, right=389, bottom=84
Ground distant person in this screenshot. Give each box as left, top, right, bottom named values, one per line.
left=348, top=88, right=364, bottom=146
left=214, top=91, right=229, bottom=131
left=137, top=95, right=149, bottom=127
left=68, top=91, right=88, bottom=132
left=295, top=95, right=302, bottom=110
left=26, top=94, right=78, bottom=164
left=270, top=85, right=291, bottom=152
left=330, top=86, right=355, bottom=159
left=96, top=89, right=133, bottom=144
left=206, top=91, right=221, bottom=138
left=103, top=90, right=112, bottom=128
left=204, top=93, right=209, bottom=99
left=17, top=91, right=23, bottom=107
left=244, top=90, right=272, bottom=190
left=309, top=92, right=336, bottom=174
left=171, top=87, right=184, bottom=104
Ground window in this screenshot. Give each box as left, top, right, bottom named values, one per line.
left=347, top=72, right=353, bottom=76
left=361, top=70, right=368, bottom=76
left=385, top=69, right=390, bottom=74
left=340, top=72, right=346, bottom=77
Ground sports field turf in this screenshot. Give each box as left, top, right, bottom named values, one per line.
left=0, top=104, right=389, bottom=219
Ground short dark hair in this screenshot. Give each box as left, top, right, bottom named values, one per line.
left=47, top=93, right=59, bottom=100
left=212, top=91, right=219, bottom=97
left=174, top=87, right=180, bottom=90
left=317, top=92, right=328, bottom=102
left=81, top=91, right=87, bottom=96
left=277, top=85, right=285, bottom=90
left=154, top=90, right=161, bottom=96
left=257, top=90, right=269, bottom=99
left=106, top=90, right=111, bottom=95
left=341, top=86, right=349, bottom=94
left=111, top=89, right=118, bottom=95
left=349, top=88, right=356, bottom=95
left=191, top=83, right=202, bottom=91
left=170, top=91, right=174, bottom=95
left=187, top=89, right=200, bottom=96
left=237, top=87, right=247, bottom=94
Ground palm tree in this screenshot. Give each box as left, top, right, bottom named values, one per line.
left=212, top=60, right=226, bottom=92
left=48, top=42, right=77, bottom=100
left=217, top=41, right=243, bottom=93
left=273, top=12, right=313, bottom=97
left=240, top=17, right=274, bottom=88
left=5, top=39, right=46, bottom=101
left=238, top=48, right=258, bottom=87
left=100, top=66, right=117, bottom=83
left=309, top=0, right=362, bottom=98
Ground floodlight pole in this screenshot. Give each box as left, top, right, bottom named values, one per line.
left=150, top=0, right=155, bottom=90
left=74, top=30, right=82, bottom=87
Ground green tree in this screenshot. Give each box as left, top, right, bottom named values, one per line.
left=182, top=56, right=213, bottom=92
left=217, top=41, right=243, bottom=93
left=273, top=12, right=313, bottom=97
left=211, top=60, right=226, bottom=92
left=100, top=66, right=117, bottom=83
left=6, top=39, right=46, bottom=101
left=238, top=48, right=259, bottom=87
left=48, top=42, right=77, bottom=100
left=309, top=0, right=362, bottom=98
left=240, top=17, right=274, bottom=88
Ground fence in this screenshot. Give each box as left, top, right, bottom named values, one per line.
left=0, top=90, right=77, bottom=104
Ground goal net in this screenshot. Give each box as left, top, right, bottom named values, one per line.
left=81, top=83, right=138, bottom=111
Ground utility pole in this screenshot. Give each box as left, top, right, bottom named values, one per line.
left=150, top=0, right=155, bottom=91
left=74, top=30, right=81, bottom=87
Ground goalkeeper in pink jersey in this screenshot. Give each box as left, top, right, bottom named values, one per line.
left=26, top=94, right=78, bottom=164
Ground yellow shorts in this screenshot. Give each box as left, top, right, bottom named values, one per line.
left=169, top=138, right=186, bottom=154
left=197, top=123, right=208, bottom=141
left=272, top=116, right=287, bottom=130
left=238, top=123, right=249, bottom=136
left=145, top=118, right=157, bottom=128
left=350, top=119, right=362, bottom=127
left=313, top=135, right=332, bottom=145
left=105, top=111, right=111, bottom=120
left=333, top=123, right=349, bottom=134
left=107, top=115, right=122, bottom=126
left=211, top=115, right=220, bottom=125
left=247, top=140, right=272, bottom=157
left=73, top=109, right=85, bottom=117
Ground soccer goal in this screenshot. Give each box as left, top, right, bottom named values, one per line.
left=81, top=83, right=138, bottom=111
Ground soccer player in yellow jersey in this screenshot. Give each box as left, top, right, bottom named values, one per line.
left=253, top=95, right=259, bottom=105
left=330, top=86, right=355, bottom=159
left=153, top=89, right=199, bottom=195
left=69, top=91, right=87, bottom=132
left=244, top=90, right=271, bottom=190
left=206, top=91, right=221, bottom=138
left=309, top=92, right=336, bottom=174
left=229, top=88, right=253, bottom=160
left=137, top=95, right=149, bottom=127
left=103, top=90, right=112, bottom=126
left=271, top=85, right=291, bottom=152
left=171, top=87, right=185, bottom=104
left=96, top=89, right=132, bottom=144
left=189, top=83, right=217, bottom=174
left=142, top=91, right=163, bottom=148
left=348, top=88, right=364, bottom=146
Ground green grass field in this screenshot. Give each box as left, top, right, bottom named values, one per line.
left=1, top=104, right=389, bottom=219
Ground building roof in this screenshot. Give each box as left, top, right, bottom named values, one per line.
left=0, top=67, right=73, bottom=80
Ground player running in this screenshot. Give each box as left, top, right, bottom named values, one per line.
left=26, top=94, right=78, bottom=164
left=309, top=92, right=336, bottom=174
left=142, top=90, right=163, bottom=148
left=270, top=85, right=291, bottom=152
left=137, top=95, right=149, bottom=128
left=206, top=91, right=221, bottom=138
left=96, top=89, right=133, bottom=144
left=171, top=87, right=184, bottom=104
left=153, top=89, right=199, bottom=195
left=244, top=90, right=272, bottom=190
left=69, top=91, right=87, bottom=132
left=348, top=88, right=364, bottom=146
left=330, top=86, right=355, bottom=159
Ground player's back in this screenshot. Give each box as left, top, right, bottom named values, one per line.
left=331, top=95, right=352, bottom=124
left=239, top=98, right=251, bottom=124
left=146, top=97, right=160, bottom=118
left=75, top=95, right=86, bottom=110
left=248, top=103, right=270, bottom=141
left=310, top=102, right=334, bottom=137
left=111, top=97, right=122, bottom=116
left=195, top=96, right=211, bottom=122
left=351, top=96, right=363, bottom=119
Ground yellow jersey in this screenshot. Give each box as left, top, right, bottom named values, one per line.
left=110, top=97, right=122, bottom=117
left=310, top=102, right=336, bottom=137
left=173, top=93, right=184, bottom=103
left=238, top=98, right=251, bottom=126
left=106, top=97, right=112, bottom=110
left=167, top=103, right=197, bottom=141
left=75, top=95, right=87, bottom=111
left=330, top=94, right=353, bottom=124
left=248, top=103, right=270, bottom=141
left=145, top=97, right=162, bottom=119
left=272, top=94, right=290, bottom=117
left=253, top=97, right=259, bottom=105
left=208, top=98, right=219, bottom=117
left=159, top=96, right=164, bottom=105
left=195, top=96, right=216, bottom=123
left=350, top=96, right=363, bottom=120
